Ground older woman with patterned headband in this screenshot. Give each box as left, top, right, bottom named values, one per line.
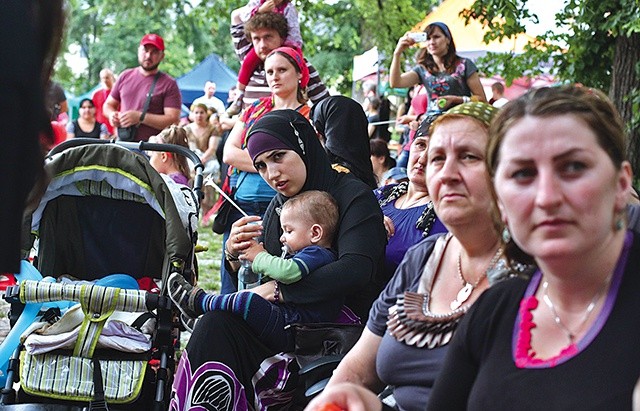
left=308, top=102, right=534, bottom=411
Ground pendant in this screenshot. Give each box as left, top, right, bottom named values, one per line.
left=450, top=283, right=474, bottom=310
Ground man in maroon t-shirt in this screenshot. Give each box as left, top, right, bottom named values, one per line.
left=103, top=33, right=181, bottom=142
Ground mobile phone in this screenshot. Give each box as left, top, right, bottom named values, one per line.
left=408, top=32, right=427, bottom=42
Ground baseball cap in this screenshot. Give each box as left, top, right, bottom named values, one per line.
left=140, top=33, right=165, bottom=51
left=383, top=167, right=408, bottom=183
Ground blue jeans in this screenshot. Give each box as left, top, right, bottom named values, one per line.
left=219, top=200, right=272, bottom=294
left=396, top=149, right=409, bottom=169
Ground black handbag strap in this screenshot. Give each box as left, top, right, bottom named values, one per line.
left=138, top=72, right=161, bottom=125
left=233, top=171, right=248, bottom=193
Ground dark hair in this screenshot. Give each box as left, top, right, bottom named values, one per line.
left=367, top=96, right=381, bottom=111
left=487, top=85, right=626, bottom=177
left=370, top=138, right=396, bottom=169
left=79, top=98, right=94, bottom=108
left=245, top=12, right=289, bottom=41
left=282, top=190, right=339, bottom=243
left=417, top=23, right=458, bottom=75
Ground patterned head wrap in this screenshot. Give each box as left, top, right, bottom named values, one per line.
left=431, top=102, right=498, bottom=132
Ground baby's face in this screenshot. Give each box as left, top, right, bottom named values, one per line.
left=279, top=208, right=314, bottom=254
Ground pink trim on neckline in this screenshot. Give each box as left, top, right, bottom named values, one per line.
left=512, top=231, right=633, bottom=369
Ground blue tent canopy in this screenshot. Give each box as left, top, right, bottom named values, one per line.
left=176, top=53, right=238, bottom=107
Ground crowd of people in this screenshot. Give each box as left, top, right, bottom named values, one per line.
left=6, top=2, right=640, bottom=410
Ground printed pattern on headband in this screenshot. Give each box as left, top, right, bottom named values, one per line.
left=444, top=102, right=498, bottom=127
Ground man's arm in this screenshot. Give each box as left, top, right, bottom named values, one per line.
left=136, top=106, right=180, bottom=129
left=305, top=61, right=329, bottom=104
left=103, top=95, right=121, bottom=128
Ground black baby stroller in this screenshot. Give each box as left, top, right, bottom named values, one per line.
left=0, top=138, right=204, bottom=410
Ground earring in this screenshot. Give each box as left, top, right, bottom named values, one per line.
left=502, top=226, right=511, bottom=243
left=613, top=210, right=625, bottom=231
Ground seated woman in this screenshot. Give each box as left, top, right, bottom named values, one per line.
left=374, top=128, right=448, bottom=283
left=66, top=98, right=109, bottom=139
left=170, top=109, right=387, bottom=410
left=184, top=102, right=221, bottom=177
left=218, top=46, right=311, bottom=294
left=369, top=138, right=396, bottom=187
left=428, top=86, right=640, bottom=409
left=309, top=102, right=533, bottom=411
left=312, top=95, right=378, bottom=189
left=183, top=102, right=221, bottom=216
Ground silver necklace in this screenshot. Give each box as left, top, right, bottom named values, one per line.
left=541, top=279, right=606, bottom=344
left=399, top=193, right=427, bottom=209
left=450, top=247, right=503, bottom=310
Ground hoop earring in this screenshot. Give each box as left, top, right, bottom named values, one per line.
left=502, top=226, right=511, bottom=243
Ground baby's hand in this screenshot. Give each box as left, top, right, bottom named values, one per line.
left=258, top=0, right=276, bottom=13
left=240, top=241, right=265, bottom=262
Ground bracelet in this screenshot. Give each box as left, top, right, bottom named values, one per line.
left=462, top=96, right=471, bottom=103
left=273, top=281, right=280, bottom=303
left=224, top=247, right=239, bottom=262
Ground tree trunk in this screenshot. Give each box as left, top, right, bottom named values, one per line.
left=610, top=33, right=640, bottom=177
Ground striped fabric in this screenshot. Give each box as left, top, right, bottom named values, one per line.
left=21, top=352, right=147, bottom=403
left=20, top=281, right=149, bottom=357
left=20, top=280, right=147, bottom=312
left=75, top=179, right=146, bottom=203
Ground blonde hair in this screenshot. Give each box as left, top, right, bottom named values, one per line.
left=153, top=125, right=190, bottom=180
left=282, top=190, right=339, bottom=243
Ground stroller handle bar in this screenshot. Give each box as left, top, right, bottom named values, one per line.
left=47, top=138, right=205, bottom=201
left=5, top=280, right=167, bottom=313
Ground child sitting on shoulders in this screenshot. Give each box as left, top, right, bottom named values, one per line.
left=227, top=0, right=303, bottom=115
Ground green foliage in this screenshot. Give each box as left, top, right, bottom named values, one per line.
left=59, top=0, right=439, bottom=97
left=467, top=0, right=640, bottom=182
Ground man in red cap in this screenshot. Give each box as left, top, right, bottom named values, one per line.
left=103, top=33, right=182, bottom=142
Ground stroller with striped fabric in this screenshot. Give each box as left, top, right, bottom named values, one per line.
left=0, top=139, right=204, bottom=411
